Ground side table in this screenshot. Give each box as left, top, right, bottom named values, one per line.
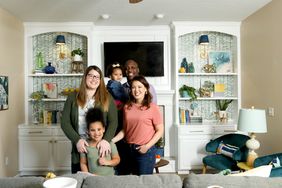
left=155, top=159, right=169, bottom=173
left=237, top=162, right=253, bottom=171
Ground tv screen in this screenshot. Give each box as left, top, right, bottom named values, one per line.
left=103, top=42, right=164, bottom=77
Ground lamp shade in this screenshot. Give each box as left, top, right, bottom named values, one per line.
left=199, top=35, right=209, bottom=44
left=56, top=35, right=65, bottom=44
left=237, top=108, right=267, bottom=133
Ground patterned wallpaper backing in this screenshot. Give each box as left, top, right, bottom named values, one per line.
left=30, top=32, right=87, bottom=122
left=178, top=31, right=238, bottom=122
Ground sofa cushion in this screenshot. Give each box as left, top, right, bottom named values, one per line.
left=63, top=173, right=93, bottom=188
left=183, top=173, right=282, bottom=188
left=203, top=154, right=238, bottom=170
left=229, top=165, right=272, bottom=177
left=0, top=177, right=45, bottom=188
left=82, top=174, right=182, bottom=188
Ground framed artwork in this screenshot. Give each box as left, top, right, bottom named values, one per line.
left=43, top=83, right=58, bottom=99
left=0, top=76, right=8, bottom=110
left=209, top=51, right=233, bottom=73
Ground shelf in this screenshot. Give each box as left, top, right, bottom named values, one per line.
left=178, top=122, right=236, bottom=126
left=179, top=97, right=238, bottom=101
left=28, top=98, right=66, bottom=102
left=29, top=73, right=83, bottom=77
left=178, top=73, right=238, bottom=76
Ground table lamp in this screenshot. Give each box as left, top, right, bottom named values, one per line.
left=237, top=107, right=267, bottom=167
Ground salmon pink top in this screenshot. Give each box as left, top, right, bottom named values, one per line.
left=123, top=103, right=163, bottom=145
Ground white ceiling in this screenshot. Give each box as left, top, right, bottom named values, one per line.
left=0, top=0, right=272, bottom=26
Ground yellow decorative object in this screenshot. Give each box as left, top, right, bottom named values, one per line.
left=179, top=67, right=186, bottom=73
left=46, top=172, right=56, bottom=179
left=60, top=88, right=79, bottom=96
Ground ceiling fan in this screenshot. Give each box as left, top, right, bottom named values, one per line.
left=129, top=0, right=143, bottom=4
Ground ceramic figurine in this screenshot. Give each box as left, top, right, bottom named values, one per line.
left=188, top=62, right=195, bottom=73
left=180, top=58, right=189, bottom=73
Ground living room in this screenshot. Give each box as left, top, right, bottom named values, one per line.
left=0, top=0, right=281, bottom=179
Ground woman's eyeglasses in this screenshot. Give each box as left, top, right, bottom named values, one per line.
left=87, top=74, right=100, bottom=80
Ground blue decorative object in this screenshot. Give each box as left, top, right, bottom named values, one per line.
left=56, top=35, right=65, bottom=44
left=180, top=58, right=189, bottom=73
left=43, top=62, right=56, bottom=74
left=199, top=35, right=209, bottom=44
left=187, top=62, right=195, bottom=73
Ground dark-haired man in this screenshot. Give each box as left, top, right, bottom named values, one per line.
left=123, top=59, right=157, bottom=104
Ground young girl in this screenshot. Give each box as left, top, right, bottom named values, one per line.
left=80, top=108, right=120, bottom=176
left=106, top=63, right=128, bottom=109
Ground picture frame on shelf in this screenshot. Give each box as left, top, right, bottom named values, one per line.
left=43, top=83, right=58, bottom=99
left=0, top=76, right=8, bottom=110
left=208, top=51, right=232, bottom=73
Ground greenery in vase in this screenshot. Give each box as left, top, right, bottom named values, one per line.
left=179, top=85, right=197, bottom=101
left=216, top=99, right=233, bottom=111
left=30, top=91, right=45, bottom=101
left=71, top=48, right=84, bottom=57
left=30, top=91, right=44, bottom=124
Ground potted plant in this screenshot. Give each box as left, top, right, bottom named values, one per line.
left=179, top=85, right=197, bottom=101
left=215, top=99, right=233, bottom=122
left=71, top=48, right=84, bottom=61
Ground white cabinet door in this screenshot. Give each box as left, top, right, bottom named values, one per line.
left=53, top=137, right=72, bottom=171
left=19, top=137, right=52, bottom=171
left=178, top=134, right=211, bottom=172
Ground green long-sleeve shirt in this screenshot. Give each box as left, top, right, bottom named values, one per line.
left=61, top=92, right=118, bottom=164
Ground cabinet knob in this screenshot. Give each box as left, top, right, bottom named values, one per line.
left=54, top=140, right=57, bottom=143
left=49, top=140, right=53, bottom=143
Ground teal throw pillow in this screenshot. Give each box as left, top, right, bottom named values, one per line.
left=217, top=142, right=239, bottom=158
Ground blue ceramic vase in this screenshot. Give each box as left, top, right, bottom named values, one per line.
left=43, top=62, right=56, bottom=74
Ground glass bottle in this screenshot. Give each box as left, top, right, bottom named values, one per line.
left=36, top=52, right=44, bottom=70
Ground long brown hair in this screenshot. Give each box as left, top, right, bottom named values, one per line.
left=77, top=65, right=110, bottom=111
left=127, top=75, right=152, bottom=109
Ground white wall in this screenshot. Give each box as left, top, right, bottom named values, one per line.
left=0, top=7, right=24, bottom=176
left=241, top=0, right=282, bottom=155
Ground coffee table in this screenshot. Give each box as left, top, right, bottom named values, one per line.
left=154, top=159, right=169, bottom=173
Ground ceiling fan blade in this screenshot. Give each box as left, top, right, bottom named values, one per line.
left=129, top=0, right=143, bottom=4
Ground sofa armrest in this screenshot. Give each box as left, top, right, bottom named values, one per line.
left=254, top=154, right=281, bottom=167
left=205, top=139, right=220, bottom=153
left=270, top=166, right=282, bottom=177
left=233, top=145, right=248, bottom=161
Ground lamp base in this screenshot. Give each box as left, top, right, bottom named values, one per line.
left=246, top=133, right=260, bottom=167
left=246, top=151, right=258, bottom=167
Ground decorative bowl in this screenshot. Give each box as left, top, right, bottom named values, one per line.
left=43, top=177, right=77, bottom=188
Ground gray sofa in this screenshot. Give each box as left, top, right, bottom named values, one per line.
left=1, top=173, right=282, bottom=188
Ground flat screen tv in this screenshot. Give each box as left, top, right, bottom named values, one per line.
left=103, top=42, right=164, bottom=77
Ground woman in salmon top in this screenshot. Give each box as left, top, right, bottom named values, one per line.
left=112, top=75, right=164, bottom=175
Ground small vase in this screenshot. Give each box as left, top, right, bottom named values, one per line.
left=36, top=52, right=44, bottom=70
left=73, top=54, right=82, bottom=61
left=43, top=62, right=56, bottom=74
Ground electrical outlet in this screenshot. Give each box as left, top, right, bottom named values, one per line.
left=268, top=107, right=275, bottom=117
left=5, top=157, right=9, bottom=166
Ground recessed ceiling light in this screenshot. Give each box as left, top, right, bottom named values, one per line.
left=101, top=14, right=110, bottom=20
left=155, top=14, right=164, bottom=19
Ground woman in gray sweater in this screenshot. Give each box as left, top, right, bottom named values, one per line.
left=61, top=65, right=118, bottom=173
